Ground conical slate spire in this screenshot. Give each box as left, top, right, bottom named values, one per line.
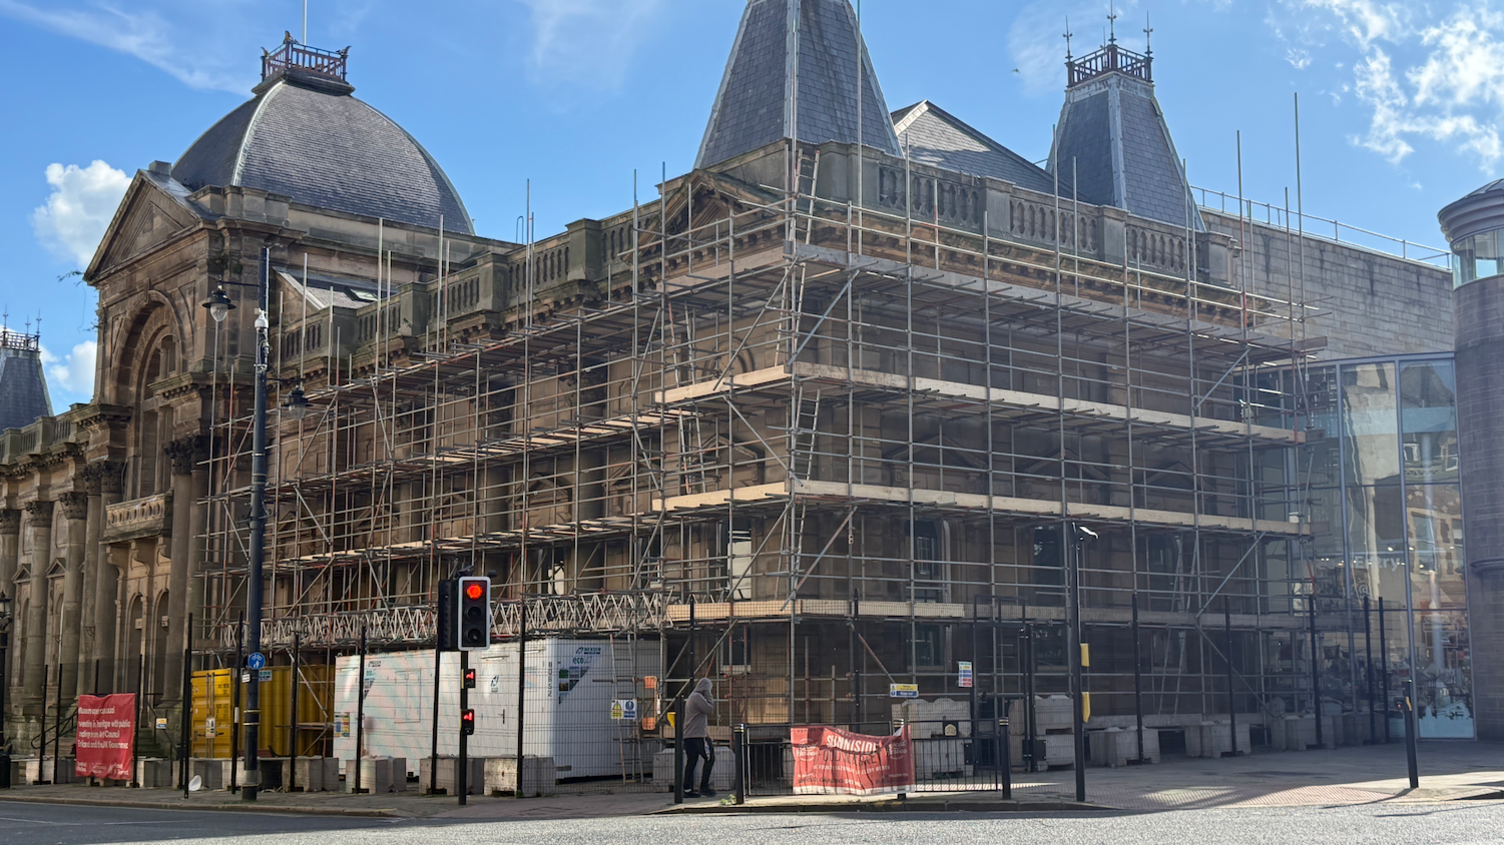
left=1048, top=41, right=1204, bottom=232
left=0, top=329, right=53, bottom=431
left=697, top=0, right=901, bottom=169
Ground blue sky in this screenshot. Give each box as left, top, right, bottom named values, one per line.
left=1, top=0, right=1498, bottom=411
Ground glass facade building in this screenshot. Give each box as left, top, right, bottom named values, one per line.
left=1262, top=354, right=1472, bottom=738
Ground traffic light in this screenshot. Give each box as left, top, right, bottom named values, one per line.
left=436, top=579, right=456, bottom=651
left=461, top=708, right=475, bottom=736
left=457, top=575, right=491, bottom=651
left=463, top=667, right=477, bottom=689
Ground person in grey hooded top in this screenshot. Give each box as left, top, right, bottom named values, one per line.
left=682, top=678, right=716, bottom=797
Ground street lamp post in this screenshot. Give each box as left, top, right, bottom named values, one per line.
left=0, top=591, right=11, bottom=789
left=242, top=248, right=271, bottom=802
left=203, top=249, right=271, bottom=802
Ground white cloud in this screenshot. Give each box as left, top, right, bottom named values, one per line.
left=31, top=161, right=131, bottom=268
left=514, top=0, right=664, bottom=88
left=0, top=0, right=257, bottom=93
left=40, top=340, right=97, bottom=399
left=1284, top=0, right=1504, bottom=169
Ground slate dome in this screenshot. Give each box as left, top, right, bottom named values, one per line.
left=172, top=39, right=473, bottom=234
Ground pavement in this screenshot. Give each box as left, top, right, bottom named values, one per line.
left=2, top=741, right=1500, bottom=820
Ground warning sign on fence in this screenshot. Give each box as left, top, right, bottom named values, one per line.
left=889, top=683, right=918, bottom=698
left=74, top=694, right=137, bottom=781
left=791, top=725, right=916, bottom=795
left=958, top=661, right=973, bottom=688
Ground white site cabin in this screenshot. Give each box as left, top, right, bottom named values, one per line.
left=332, top=638, right=659, bottom=780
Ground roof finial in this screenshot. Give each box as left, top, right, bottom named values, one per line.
left=1144, top=13, right=1153, bottom=55
left=1107, top=0, right=1118, bottom=44
left=1063, top=16, right=1074, bottom=62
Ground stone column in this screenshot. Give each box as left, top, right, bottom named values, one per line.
left=20, top=499, right=53, bottom=710
left=163, top=436, right=204, bottom=705
left=1, top=509, right=20, bottom=707
left=56, top=492, right=89, bottom=704
left=79, top=469, right=104, bottom=692
left=184, top=463, right=208, bottom=651
left=1457, top=276, right=1504, bottom=740
left=90, top=463, right=125, bottom=677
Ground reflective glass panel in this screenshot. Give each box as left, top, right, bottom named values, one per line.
left=1343, top=362, right=1399, bottom=487
left=1453, top=230, right=1504, bottom=288
left=1348, top=483, right=1408, bottom=603
left=1401, top=361, right=1459, bottom=484
left=1412, top=609, right=1474, bottom=738
left=1408, top=483, right=1465, bottom=609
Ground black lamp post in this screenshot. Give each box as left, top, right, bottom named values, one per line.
left=203, top=251, right=270, bottom=802
left=1, top=591, right=13, bottom=789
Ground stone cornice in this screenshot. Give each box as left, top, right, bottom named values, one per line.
left=74, top=403, right=132, bottom=433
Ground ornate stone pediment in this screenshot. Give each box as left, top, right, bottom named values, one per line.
left=86, top=175, right=204, bottom=281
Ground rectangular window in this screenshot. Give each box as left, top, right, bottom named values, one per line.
left=910, top=623, right=944, bottom=669
left=910, top=520, right=946, bottom=603
left=724, top=520, right=752, bottom=601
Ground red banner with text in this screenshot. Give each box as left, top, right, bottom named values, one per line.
left=790, top=725, right=915, bottom=795
left=74, top=694, right=136, bottom=781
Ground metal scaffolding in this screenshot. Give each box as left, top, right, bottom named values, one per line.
left=198, top=138, right=1335, bottom=736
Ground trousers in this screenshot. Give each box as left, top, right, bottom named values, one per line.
left=683, top=737, right=715, bottom=792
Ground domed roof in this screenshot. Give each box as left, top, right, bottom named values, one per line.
left=173, top=43, right=472, bottom=234
left=1439, top=178, right=1504, bottom=245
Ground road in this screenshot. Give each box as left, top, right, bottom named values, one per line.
left=3, top=800, right=1503, bottom=845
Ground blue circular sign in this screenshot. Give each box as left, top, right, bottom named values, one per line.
left=247, top=652, right=266, bottom=671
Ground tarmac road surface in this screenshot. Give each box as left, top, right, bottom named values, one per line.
left=3, top=798, right=1503, bottom=845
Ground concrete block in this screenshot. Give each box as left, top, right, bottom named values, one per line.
left=292, top=757, right=338, bottom=792
left=1185, top=722, right=1250, bottom=758
left=191, top=758, right=226, bottom=791
left=137, top=759, right=175, bottom=788
left=914, top=738, right=967, bottom=778
left=1043, top=734, right=1075, bottom=769
left=344, top=757, right=395, bottom=793
left=421, top=756, right=485, bottom=795
left=485, top=756, right=554, bottom=797
left=27, top=757, right=78, bottom=784
left=650, top=747, right=734, bottom=793
left=1089, top=728, right=1159, bottom=767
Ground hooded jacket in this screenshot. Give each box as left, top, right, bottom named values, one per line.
left=684, top=678, right=714, bottom=739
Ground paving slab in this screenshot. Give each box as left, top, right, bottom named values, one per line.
left=1, top=742, right=1499, bottom=819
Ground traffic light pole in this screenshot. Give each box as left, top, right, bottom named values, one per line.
left=458, top=649, right=469, bottom=806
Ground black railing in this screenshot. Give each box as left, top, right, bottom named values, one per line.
left=262, top=35, right=348, bottom=82
left=1067, top=43, right=1152, bottom=86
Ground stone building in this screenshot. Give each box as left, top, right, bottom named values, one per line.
left=0, top=3, right=1481, bottom=770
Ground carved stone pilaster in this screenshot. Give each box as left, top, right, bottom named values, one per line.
left=82, top=459, right=127, bottom=497
left=164, top=435, right=209, bottom=477
left=60, top=491, right=89, bottom=522
left=0, top=509, right=19, bottom=536
left=24, top=499, right=53, bottom=529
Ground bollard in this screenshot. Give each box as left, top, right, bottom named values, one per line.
left=733, top=723, right=747, bottom=805
left=1404, top=680, right=1419, bottom=789
left=997, top=717, right=1011, bottom=799
left=673, top=701, right=686, bottom=804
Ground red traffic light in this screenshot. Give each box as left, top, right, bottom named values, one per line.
left=463, top=668, right=477, bottom=689
left=464, top=582, right=485, bottom=600
left=461, top=708, right=476, bottom=735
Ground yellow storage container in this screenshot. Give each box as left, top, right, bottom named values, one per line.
left=190, top=664, right=333, bottom=758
